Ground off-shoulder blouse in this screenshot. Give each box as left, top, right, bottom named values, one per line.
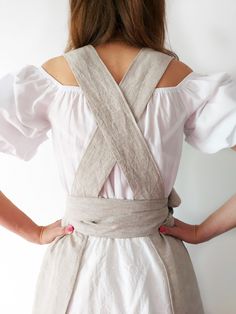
left=0, top=65, right=236, bottom=198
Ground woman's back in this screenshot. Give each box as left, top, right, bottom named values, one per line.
left=1, top=40, right=236, bottom=314
left=1, top=1, right=236, bottom=312
left=1, top=33, right=236, bottom=314
left=28, top=41, right=234, bottom=199
left=41, top=41, right=193, bottom=90
left=36, top=42, right=194, bottom=199
left=32, top=42, right=208, bottom=313
left=1, top=41, right=233, bottom=197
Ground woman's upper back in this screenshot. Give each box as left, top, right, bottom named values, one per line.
left=41, top=41, right=193, bottom=90
left=1, top=42, right=236, bottom=194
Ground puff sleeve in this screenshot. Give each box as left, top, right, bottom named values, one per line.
left=183, top=71, right=236, bottom=153
left=0, top=65, right=56, bottom=161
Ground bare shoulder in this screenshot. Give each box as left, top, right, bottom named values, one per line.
left=41, top=55, right=193, bottom=88
left=41, top=56, right=78, bottom=86
left=157, top=58, right=193, bottom=88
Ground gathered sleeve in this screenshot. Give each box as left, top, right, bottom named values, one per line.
left=182, top=71, right=236, bottom=153
left=0, top=65, right=57, bottom=161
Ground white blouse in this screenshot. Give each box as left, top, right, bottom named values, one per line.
left=0, top=65, right=236, bottom=199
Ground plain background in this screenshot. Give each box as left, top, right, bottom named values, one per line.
left=0, top=0, right=236, bottom=313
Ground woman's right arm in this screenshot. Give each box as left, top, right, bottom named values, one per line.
left=159, top=193, right=236, bottom=244
left=160, top=147, right=236, bottom=243
left=196, top=193, right=236, bottom=242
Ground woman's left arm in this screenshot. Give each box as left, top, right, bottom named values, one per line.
left=159, top=192, right=236, bottom=244
left=0, top=191, right=74, bottom=244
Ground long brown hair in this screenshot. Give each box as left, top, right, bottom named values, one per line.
left=65, top=0, right=179, bottom=60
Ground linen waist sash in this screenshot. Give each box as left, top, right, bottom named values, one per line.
left=61, top=195, right=175, bottom=238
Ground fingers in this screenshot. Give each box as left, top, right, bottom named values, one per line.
left=53, top=225, right=74, bottom=238
left=64, top=225, right=74, bottom=234
left=49, top=220, right=75, bottom=235
left=160, top=225, right=181, bottom=239
left=40, top=221, right=75, bottom=245
left=159, top=218, right=199, bottom=244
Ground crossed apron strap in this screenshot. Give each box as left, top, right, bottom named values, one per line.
left=31, top=46, right=183, bottom=314
left=63, top=45, right=181, bottom=205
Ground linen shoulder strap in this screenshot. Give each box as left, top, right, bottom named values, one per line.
left=63, top=45, right=178, bottom=202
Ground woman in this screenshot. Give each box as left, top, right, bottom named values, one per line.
left=1, top=1, right=236, bottom=313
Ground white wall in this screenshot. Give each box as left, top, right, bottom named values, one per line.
left=0, top=0, right=236, bottom=313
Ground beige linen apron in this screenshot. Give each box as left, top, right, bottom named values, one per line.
left=32, top=45, right=204, bottom=314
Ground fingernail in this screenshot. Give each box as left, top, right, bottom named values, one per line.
left=66, top=225, right=74, bottom=233
left=159, top=226, right=167, bottom=233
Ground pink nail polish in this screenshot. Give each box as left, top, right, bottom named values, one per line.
left=67, top=225, right=74, bottom=232
left=159, top=226, right=167, bottom=233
